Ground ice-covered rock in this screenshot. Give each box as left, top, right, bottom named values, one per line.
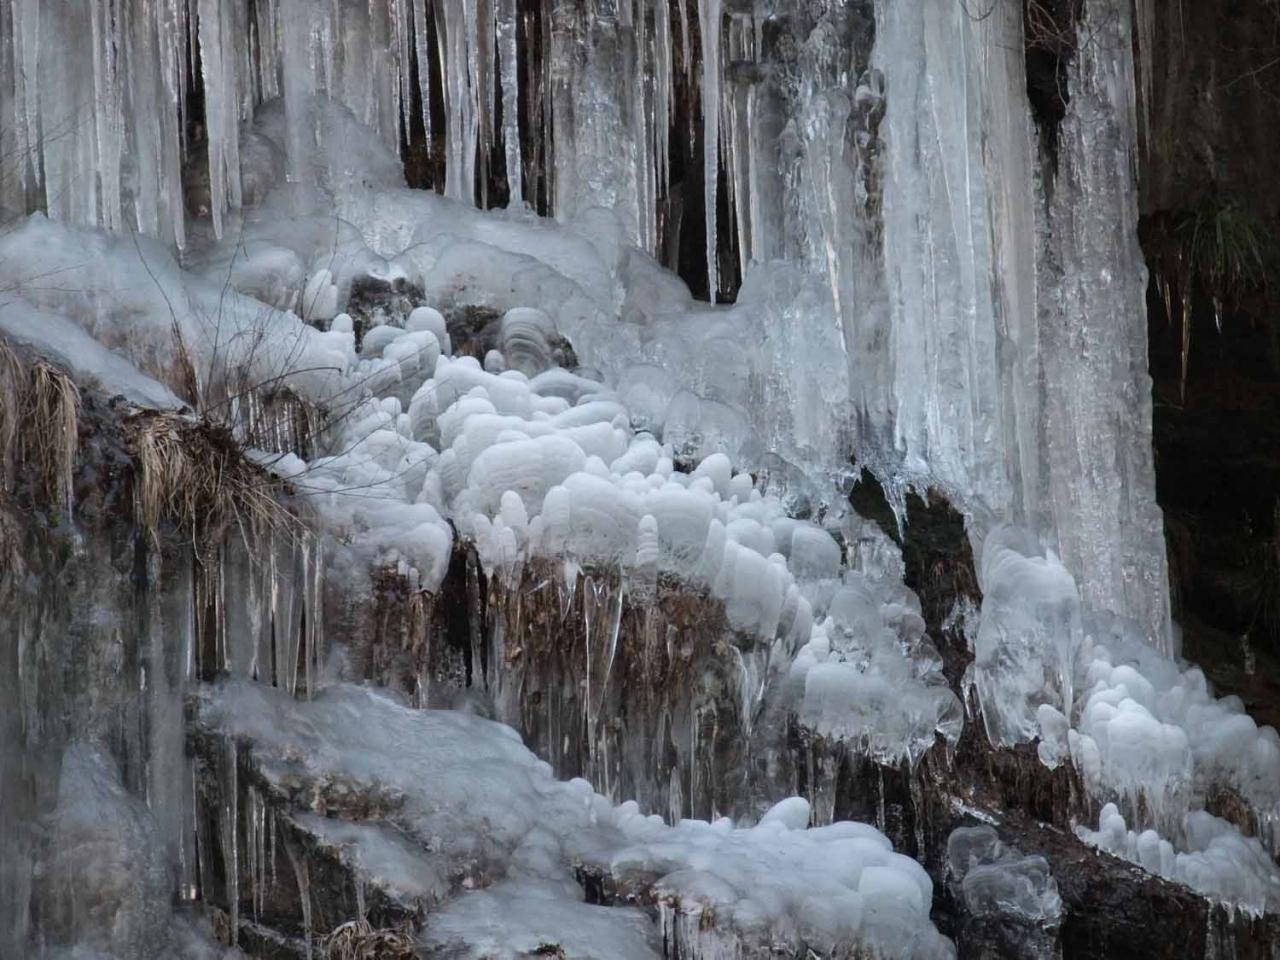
left=1077, top=804, right=1280, bottom=916
left=195, top=679, right=956, bottom=959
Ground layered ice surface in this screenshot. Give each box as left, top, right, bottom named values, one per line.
left=198, top=679, right=956, bottom=959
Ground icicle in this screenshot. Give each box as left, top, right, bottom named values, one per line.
left=309, top=535, right=323, bottom=695
left=466, top=547, right=484, bottom=687
left=549, top=0, right=577, bottom=219
left=12, top=0, right=41, bottom=196
left=538, top=0, right=554, bottom=210
left=487, top=582, right=505, bottom=695
left=89, top=0, right=122, bottom=232
left=222, top=738, right=240, bottom=946
left=412, top=0, right=434, bottom=164
left=497, top=0, right=522, bottom=205
left=255, top=0, right=281, bottom=101
left=626, top=0, right=655, bottom=252
left=676, top=0, right=691, bottom=85
left=302, top=532, right=315, bottom=699
left=653, top=0, right=672, bottom=216
left=395, top=0, right=414, bottom=147
left=436, top=0, right=476, bottom=203
left=726, top=13, right=753, bottom=279
left=198, top=0, right=243, bottom=238
left=698, top=0, right=722, bottom=299
left=285, top=837, right=313, bottom=960
left=281, top=0, right=319, bottom=185
left=475, top=0, right=495, bottom=207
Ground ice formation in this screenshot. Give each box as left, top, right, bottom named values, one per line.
left=974, top=527, right=1280, bottom=907
left=1077, top=804, right=1280, bottom=917
left=0, top=0, right=1171, bottom=653
left=945, top=826, right=1062, bottom=925
left=196, top=679, right=956, bottom=959
left=36, top=744, right=242, bottom=960
left=1, top=0, right=1277, bottom=956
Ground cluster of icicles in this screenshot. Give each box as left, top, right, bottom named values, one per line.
left=0, top=0, right=748, bottom=292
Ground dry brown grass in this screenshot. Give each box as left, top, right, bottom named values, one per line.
left=131, top=411, right=293, bottom=548
left=322, top=918, right=417, bottom=960
left=0, top=337, right=23, bottom=485
left=28, top=360, right=81, bottom=506
left=0, top=338, right=80, bottom=506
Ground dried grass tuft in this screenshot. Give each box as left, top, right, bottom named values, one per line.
left=131, top=411, right=292, bottom=548
left=28, top=360, right=81, bottom=507
left=322, top=919, right=417, bottom=960
left=0, top=339, right=80, bottom=506
left=0, top=337, right=24, bottom=486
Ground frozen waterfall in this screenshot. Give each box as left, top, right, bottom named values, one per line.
left=5, top=2, right=1263, bottom=959
left=0, top=0, right=1171, bottom=651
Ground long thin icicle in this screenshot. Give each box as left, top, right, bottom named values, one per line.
left=698, top=0, right=723, bottom=299
left=653, top=0, right=672, bottom=212
left=437, top=0, right=476, bottom=203
left=411, top=0, right=434, bottom=166
left=498, top=0, right=522, bottom=205
left=198, top=0, right=243, bottom=238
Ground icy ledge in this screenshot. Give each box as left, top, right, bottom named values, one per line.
left=1076, top=805, right=1280, bottom=917
left=195, top=678, right=956, bottom=959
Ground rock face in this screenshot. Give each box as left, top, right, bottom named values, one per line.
left=1135, top=0, right=1280, bottom=726
left=1137, top=2, right=1280, bottom=223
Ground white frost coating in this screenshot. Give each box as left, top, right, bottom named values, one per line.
left=292, top=813, right=448, bottom=908
left=1077, top=804, right=1280, bottom=916
left=198, top=679, right=955, bottom=959
left=0, top=303, right=184, bottom=410
left=0, top=215, right=356, bottom=407
left=424, top=880, right=660, bottom=960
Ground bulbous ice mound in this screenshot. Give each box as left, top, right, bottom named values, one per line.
left=974, top=526, right=1280, bottom=907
